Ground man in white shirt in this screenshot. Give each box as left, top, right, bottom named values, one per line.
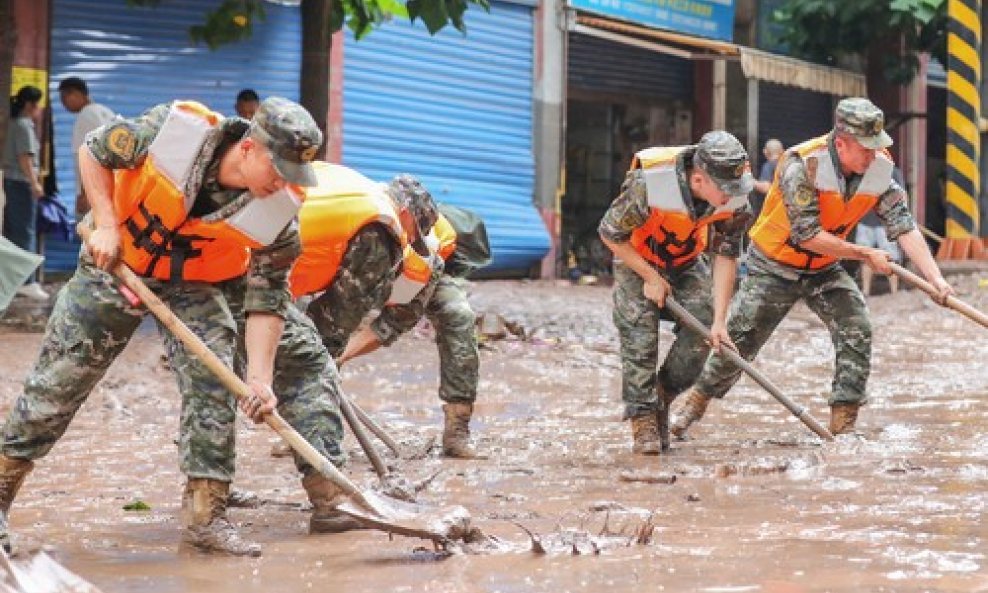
left=57, top=77, right=117, bottom=217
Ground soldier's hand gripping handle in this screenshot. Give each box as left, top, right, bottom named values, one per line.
left=85, top=224, right=122, bottom=272
left=241, top=380, right=278, bottom=423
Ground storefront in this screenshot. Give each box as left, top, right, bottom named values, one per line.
left=46, top=0, right=550, bottom=275
left=339, top=0, right=550, bottom=274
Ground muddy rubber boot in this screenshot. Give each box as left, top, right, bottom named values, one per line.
left=0, top=455, right=34, bottom=553
left=829, top=403, right=860, bottom=435
left=302, top=473, right=366, bottom=534
left=670, top=390, right=712, bottom=440
left=442, top=402, right=481, bottom=459
left=630, top=414, right=661, bottom=456
left=181, top=479, right=262, bottom=557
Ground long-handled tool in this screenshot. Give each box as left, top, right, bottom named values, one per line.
left=664, top=296, right=835, bottom=441
left=336, top=392, right=388, bottom=478
left=348, top=397, right=404, bottom=456
left=77, top=226, right=460, bottom=542
left=890, top=262, right=988, bottom=330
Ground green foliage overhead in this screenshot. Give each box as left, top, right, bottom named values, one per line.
left=126, top=0, right=489, bottom=47
left=772, top=0, right=946, bottom=84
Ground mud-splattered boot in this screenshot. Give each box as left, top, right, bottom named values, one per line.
left=302, top=473, right=365, bottom=534
left=656, top=387, right=676, bottom=452
left=670, top=390, right=712, bottom=440
left=181, top=479, right=262, bottom=557
left=829, top=403, right=860, bottom=435
left=442, top=402, right=481, bottom=459
left=0, top=455, right=34, bottom=553
left=631, top=414, right=661, bottom=456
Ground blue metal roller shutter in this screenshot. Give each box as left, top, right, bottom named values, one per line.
left=47, top=0, right=301, bottom=273
left=341, top=1, right=549, bottom=272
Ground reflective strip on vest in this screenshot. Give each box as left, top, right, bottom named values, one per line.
left=858, top=154, right=894, bottom=196
left=387, top=232, right=443, bottom=305
left=644, top=164, right=688, bottom=212
left=147, top=106, right=215, bottom=213
left=225, top=186, right=304, bottom=246
left=809, top=146, right=841, bottom=193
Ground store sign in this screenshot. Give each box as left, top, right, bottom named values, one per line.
left=569, top=0, right=736, bottom=42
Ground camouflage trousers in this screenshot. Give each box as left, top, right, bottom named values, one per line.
left=267, top=303, right=346, bottom=475
left=693, top=264, right=871, bottom=405
left=613, top=259, right=714, bottom=419
left=373, top=275, right=479, bottom=404
left=0, top=257, right=344, bottom=482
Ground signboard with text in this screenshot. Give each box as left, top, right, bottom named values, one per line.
left=569, top=0, right=735, bottom=42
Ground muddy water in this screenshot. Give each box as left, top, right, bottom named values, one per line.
left=1, top=278, right=987, bottom=592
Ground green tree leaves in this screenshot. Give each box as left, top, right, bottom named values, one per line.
left=772, top=0, right=946, bottom=84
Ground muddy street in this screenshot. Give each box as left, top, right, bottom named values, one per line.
left=1, top=277, right=987, bottom=593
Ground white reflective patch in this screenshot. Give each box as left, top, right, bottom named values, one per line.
left=387, top=275, right=427, bottom=305
left=644, top=165, right=687, bottom=212
left=810, top=148, right=840, bottom=193
left=857, top=154, right=894, bottom=196
left=227, top=187, right=303, bottom=245
left=423, top=231, right=441, bottom=256
left=148, top=107, right=213, bottom=211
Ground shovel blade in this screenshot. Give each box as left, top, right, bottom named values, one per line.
left=337, top=490, right=472, bottom=543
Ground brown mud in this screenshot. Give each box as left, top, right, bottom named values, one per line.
left=1, top=276, right=987, bottom=592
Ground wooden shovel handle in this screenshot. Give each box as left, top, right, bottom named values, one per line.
left=664, top=296, right=835, bottom=441
left=889, top=262, right=988, bottom=330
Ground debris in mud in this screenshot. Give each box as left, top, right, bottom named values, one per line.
left=618, top=470, right=677, bottom=484
left=713, top=455, right=823, bottom=478
left=121, top=500, right=151, bottom=511
left=588, top=501, right=627, bottom=512
left=879, top=459, right=925, bottom=475
left=1, top=549, right=102, bottom=593
left=686, top=493, right=701, bottom=502
left=510, top=513, right=657, bottom=556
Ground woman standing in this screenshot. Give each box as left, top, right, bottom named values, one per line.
left=3, top=85, right=48, bottom=300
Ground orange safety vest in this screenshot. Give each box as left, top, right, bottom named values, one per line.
left=386, top=213, right=457, bottom=305
left=750, top=134, right=894, bottom=271
left=289, top=162, right=405, bottom=297
left=626, top=146, right=738, bottom=270
left=114, top=101, right=304, bottom=282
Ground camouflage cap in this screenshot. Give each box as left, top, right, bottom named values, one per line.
left=694, top=130, right=754, bottom=197
left=387, top=174, right=440, bottom=238
left=249, top=97, right=323, bottom=187
left=834, top=97, right=893, bottom=150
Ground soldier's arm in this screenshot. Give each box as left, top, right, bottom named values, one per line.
left=79, top=103, right=170, bottom=270
left=305, top=224, right=401, bottom=359
left=876, top=183, right=951, bottom=296
left=240, top=222, right=300, bottom=392
left=707, top=207, right=749, bottom=349
left=873, top=181, right=916, bottom=241
left=598, top=171, right=672, bottom=304
left=366, top=264, right=442, bottom=351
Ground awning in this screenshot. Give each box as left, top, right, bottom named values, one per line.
left=739, top=47, right=866, bottom=97
left=572, top=14, right=867, bottom=97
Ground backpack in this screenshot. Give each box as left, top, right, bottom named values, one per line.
left=438, top=203, right=491, bottom=278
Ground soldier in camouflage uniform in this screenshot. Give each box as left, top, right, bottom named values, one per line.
left=599, top=131, right=753, bottom=456
left=672, top=98, right=955, bottom=438
left=296, top=173, right=483, bottom=458
left=0, top=97, right=347, bottom=557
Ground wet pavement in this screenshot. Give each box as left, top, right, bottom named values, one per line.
left=1, top=275, right=987, bottom=592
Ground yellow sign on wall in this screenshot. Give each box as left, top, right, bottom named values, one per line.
left=10, top=66, right=49, bottom=107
